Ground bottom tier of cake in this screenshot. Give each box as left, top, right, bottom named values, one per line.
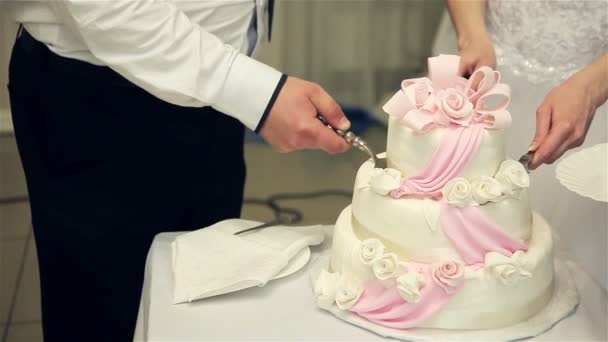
left=319, top=206, right=554, bottom=330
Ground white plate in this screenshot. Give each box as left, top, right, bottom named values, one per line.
left=555, top=143, right=607, bottom=202
left=273, top=247, right=310, bottom=280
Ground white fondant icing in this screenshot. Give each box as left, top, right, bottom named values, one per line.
left=422, top=199, right=440, bottom=232
left=386, top=116, right=507, bottom=179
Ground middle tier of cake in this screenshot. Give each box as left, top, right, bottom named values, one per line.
left=352, top=160, right=532, bottom=263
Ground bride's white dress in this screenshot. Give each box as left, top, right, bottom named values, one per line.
left=434, top=0, right=607, bottom=290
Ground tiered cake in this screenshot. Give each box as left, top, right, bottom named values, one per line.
left=313, top=55, right=554, bottom=330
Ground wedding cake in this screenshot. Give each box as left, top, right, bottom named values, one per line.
left=313, top=55, right=554, bottom=330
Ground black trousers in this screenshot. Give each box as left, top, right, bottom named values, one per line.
left=7, top=31, right=246, bottom=342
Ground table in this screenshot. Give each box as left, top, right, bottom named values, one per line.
left=134, top=227, right=607, bottom=341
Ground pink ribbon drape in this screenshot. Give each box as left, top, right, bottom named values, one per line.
left=390, top=125, right=485, bottom=199
left=350, top=264, right=455, bottom=330
left=439, top=203, right=529, bottom=266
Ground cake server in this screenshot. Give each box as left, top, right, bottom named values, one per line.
left=316, top=115, right=387, bottom=169
left=234, top=207, right=301, bottom=235
left=518, top=151, right=535, bottom=173
left=233, top=219, right=282, bottom=236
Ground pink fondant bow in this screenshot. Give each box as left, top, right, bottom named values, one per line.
left=382, top=55, right=512, bottom=132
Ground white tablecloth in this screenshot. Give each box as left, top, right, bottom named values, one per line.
left=134, top=227, right=607, bottom=341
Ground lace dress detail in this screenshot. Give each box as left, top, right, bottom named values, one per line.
left=486, top=0, right=608, bottom=84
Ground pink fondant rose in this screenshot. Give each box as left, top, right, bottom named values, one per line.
left=432, top=261, right=464, bottom=294
left=436, top=89, right=474, bottom=126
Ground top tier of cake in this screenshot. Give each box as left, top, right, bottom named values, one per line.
left=382, top=54, right=512, bottom=181
left=387, top=118, right=506, bottom=179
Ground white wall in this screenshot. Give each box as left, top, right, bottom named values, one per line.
left=257, top=1, right=444, bottom=110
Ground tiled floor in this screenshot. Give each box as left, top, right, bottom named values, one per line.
left=0, top=134, right=41, bottom=342
left=0, top=124, right=388, bottom=342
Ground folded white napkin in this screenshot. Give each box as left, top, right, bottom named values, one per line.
left=171, top=219, right=325, bottom=304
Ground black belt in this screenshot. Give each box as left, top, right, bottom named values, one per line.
left=18, top=28, right=137, bottom=88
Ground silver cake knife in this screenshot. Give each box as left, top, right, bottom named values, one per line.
left=234, top=117, right=384, bottom=236
left=518, top=151, right=535, bottom=173
left=316, top=115, right=387, bottom=169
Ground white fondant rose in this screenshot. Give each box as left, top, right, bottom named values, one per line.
left=485, top=251, right=532, bottom=286
left=471, top=176, right=505, bottom=204
left=314, top=270, right=340, bottom=309
left=370, top=168, right=402, bottom=196
left=432, top=261, right=464, bottom=294
left=397, top=271, right=424, bottom=303
left=436, top=88, right=474, bottom=126
left=372, top=253, right=399, bottom=280
left=335, top=277, right=363, bottom=310
left=359, top=238, right=385, bottom=265
left=442, top=177, right=473, bottom=207
left=495, top=160, right=530, bottom=196
left=396, top=271, right=426, bottom=303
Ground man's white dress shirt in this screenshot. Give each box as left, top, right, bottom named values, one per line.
left=3, top=0, right=283, bottom=132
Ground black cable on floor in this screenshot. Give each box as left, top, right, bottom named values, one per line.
left=0, top=191, right=353, bottom=225
left=0, top=195, right=29, bottom=205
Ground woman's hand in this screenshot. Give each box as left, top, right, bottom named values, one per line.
left=529, top=55, right=608, bottom=169
left=457, top=33, right=496, bottom=78
left=446, top=0, right=495, bottom=77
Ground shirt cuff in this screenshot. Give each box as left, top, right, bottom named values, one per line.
left=212, top=53, right=285, bottom=132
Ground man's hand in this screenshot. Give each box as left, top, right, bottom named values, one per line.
left=260, top=77, right=351, bottom=154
